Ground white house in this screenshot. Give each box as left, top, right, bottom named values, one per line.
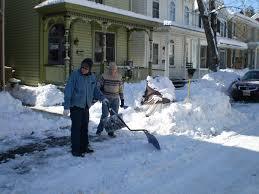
left=131, top=0, right=259, bottom=81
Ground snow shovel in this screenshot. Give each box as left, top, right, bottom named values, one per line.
left=109, top=108, right=161, bottom=150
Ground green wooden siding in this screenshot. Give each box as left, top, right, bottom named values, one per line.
left=105, top=0, right=130, bottom=11
left=116, top=27, right=127, bottom=65
left=71, top=21, right=92, bottom=70
left=6, top=0, right=40, bottom=85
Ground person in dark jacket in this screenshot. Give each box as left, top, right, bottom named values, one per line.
left=63, top=58, right=108, bottom=157
left=96, top=62, right=124, bottom=137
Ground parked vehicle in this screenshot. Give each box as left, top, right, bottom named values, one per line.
left=229, top=70, right=259, bottom=101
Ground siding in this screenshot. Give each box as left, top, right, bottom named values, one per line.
left=132, top=0, right=147, bottom=15
left=105, top=0, right=130, bottom=10
left=6, top=0, right=40, bottom=85
left=129, top=31, right=146, bottom=67
left=116, top=27, right=127, bottom=65
left=71, top=21, right=92, bottom=70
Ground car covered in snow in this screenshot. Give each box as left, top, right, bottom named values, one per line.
left=229, top=70, right=259, bottom=101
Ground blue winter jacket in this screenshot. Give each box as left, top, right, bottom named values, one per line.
left=63, top=69, right=105, bottom=110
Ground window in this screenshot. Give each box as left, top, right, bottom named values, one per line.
left=48, top=24, right=65, bottom=65
left=153, top=43, right=159, bottom=64
left=184, top=6, right=190, bottom=25
left=199, top=14, right=203, bottom=28
left=233, top=22, right=236, bottom=37
left=169, top=40, right=175, bottom=66
left=219, top=21, right=227, bottom=37
left=94, top=32, right=115, bottom=63
left=200, top=46, right=207, bottom=68
left=95, top=0, right=103, bottom=4
left=153, top=1, right=159, bottom=18
left=169, top=1, right=176, bottom=21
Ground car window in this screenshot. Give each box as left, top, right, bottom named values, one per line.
left=242, top=71, right=259, bottom=81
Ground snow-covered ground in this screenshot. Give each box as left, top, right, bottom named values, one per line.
left=1, top=69, right=259, bottom=194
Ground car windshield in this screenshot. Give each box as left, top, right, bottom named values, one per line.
left=242, top=71, right=259, bottom=81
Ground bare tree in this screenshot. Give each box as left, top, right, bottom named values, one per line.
left=197, top=0, right=219, bottom=72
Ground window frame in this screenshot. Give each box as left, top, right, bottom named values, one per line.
left=94, top=31, right=116, bottom=63
left=169, top=1, right=176, bottom=22
left=48, top=24, right=65, bottom=65
left=184, top=6, right=190, bottom=25
left=152, top=1, right=160, bottom=19
left=152, top=43, right=159, bottom=65
left=200, top=46, right=208, bottom=69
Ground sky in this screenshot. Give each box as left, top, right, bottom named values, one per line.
left=224, top=0, right=259, bottom=11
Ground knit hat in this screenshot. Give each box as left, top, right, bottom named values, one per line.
left=81, top=58, right=93, bottom=70
left=109, top=62, right=117, bottom=70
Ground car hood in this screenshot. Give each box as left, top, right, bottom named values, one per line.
left=236, top=80, right=259, bottom=86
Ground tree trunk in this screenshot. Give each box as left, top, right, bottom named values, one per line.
left=197, top=0, right=219, bottom=72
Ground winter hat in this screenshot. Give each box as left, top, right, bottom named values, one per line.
left=81, top=58, right=93, bottom=70
left=109, top=62, right=117, bottom=70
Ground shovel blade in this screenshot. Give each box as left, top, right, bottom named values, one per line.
left=144, top=131, right=161, bottom=150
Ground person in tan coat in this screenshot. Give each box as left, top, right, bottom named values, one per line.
left=96, top=62, right=124, bottom=137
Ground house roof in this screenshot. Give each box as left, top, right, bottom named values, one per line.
left=217, top=37, right=248, bottom=50
left=232, top=12, right=259, bottom=28
left=35, top=0, right=163, bottom=26
left=251, top=13, right=259, bottom=19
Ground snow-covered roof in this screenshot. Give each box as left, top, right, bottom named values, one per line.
left=217, top=37, right=248, bottom=50
left=35, top=0, right=163, bottom=24
left=251, top=13, right=259, bottom=19
left=232, top=12, right=259, bottom=28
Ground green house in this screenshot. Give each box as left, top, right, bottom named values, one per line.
left=6, top=0, right=161, bottom=85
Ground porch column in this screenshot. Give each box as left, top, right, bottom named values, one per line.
left=101, top=23, right=108, bottom=74
left=64, top=15, right=72, bottom=80
left=164, top=34, right=170, bottom=77
left=148, top=30, right=153, bottom=76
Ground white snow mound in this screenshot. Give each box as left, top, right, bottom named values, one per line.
left=146, top=76, right=176, bottom=101
left=11, top=84, right=64, bottom=106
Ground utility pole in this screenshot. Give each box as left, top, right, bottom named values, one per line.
left=0, top=0, right=5, bottom=91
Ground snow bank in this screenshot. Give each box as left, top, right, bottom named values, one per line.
left=11, top=84, right=64, bottom=106
left=146, top=76, right=176, bottom=101
left=123, top=80, right=146, bottom=107
left=121, top=71, right=246, bottom=137
left=0, top=92, right=25, bottom=113
left=201, top=68, right=249, bottom=93
left=0, top=92, right=70, bottom=150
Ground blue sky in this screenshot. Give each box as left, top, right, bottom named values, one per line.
left=224, top=0, right=259, bottom=11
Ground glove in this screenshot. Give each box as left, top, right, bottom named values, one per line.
left=120, top=99, right=124, bottom=108
left=102, top=98, right=109, bottom=106
left=63, top=109, right=70, bottom=116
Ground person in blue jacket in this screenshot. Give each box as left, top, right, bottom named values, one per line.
left=63, top=58, right=108, bottom=157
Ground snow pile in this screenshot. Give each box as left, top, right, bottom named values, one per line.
left=202, top=71, right=239, bottom=92
left=123, top=80, right=146, bottom=107
left=120, top=72, right=246, bottom=137
left=0, top=92, right=25, bottom=113
left=124, top=88, right=245, bottom=137
left=146, top=76, right=176, bottom=101
left=0, top=92, right=70, bottom=148
left=11, top=84, right=64, bottom=106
